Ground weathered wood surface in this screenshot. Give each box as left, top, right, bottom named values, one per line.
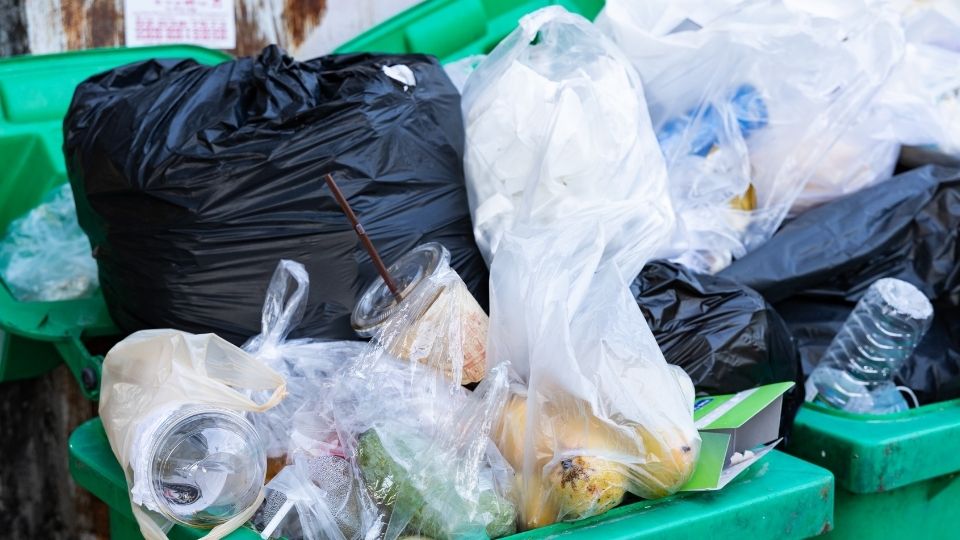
left=0, top=365, right=105, bottom=539
left=17, top=0, right=417, bottom=58
left=23, top=0, right=322, bottom=56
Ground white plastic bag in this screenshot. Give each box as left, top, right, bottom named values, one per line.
left=99, top=330, right=286, bottom=540
left=866, top=0, right=960, bottom=155
left=464, top=7, right=700, bottom=530
left=792, top=116, right=900, bottom=214
left=597, top=0, right=904, bottom=272
left=462, top=6, right=674, bottom=266
left=795, top=0, right=960, bottom=213
left=0, top=183, right=98, bottom=301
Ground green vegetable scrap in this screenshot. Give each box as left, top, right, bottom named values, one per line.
left=357, top=429, right=517, bottom=539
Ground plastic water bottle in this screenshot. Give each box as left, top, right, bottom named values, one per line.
left=805, top=278, right=933, bottom=414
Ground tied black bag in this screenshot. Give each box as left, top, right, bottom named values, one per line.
left=633, top=261, right=804, bottom=439
left=721, top=165, right=960, bottom=405
left=64, top=46, right=487, bottom=344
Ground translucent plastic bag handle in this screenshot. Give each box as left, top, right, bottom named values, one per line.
left=463, top=6, right=582, bottom=112
left=249, top=259, right=309, bottom=354
left=104, top=330, right=288, bottom=413
left=194, top=333, right=288, bottom=412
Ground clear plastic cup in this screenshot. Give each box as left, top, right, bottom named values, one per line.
left=352, top=242, right=488, bottom=384
left=147, top=405, right=267, bottom=527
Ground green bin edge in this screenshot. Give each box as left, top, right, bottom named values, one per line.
left=334, top=0, right=605, bottom=62
left=0, top=45, right=231, bottom=394
left=788, top=401, right=960, bottom=539
left=788, top=399, right=960, bottom=494
left=69, top=417, right=834, bottom=540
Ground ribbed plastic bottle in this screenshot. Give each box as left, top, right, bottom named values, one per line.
left=805, top=278, right=933, bottom=414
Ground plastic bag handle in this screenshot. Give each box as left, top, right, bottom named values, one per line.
left=182, top=332, right=288, bottom=411
left=200, top=365, right=287, bottom=413
left=257, top=260, right=309, bottom=351
left=244, top=383, right=287, bottom=412
left=131, top=505, right=172, bottom=540
left=519, top=5, right=570, bottom=38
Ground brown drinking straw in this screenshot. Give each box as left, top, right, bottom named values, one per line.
left=324, top=173, right=403, bottom=301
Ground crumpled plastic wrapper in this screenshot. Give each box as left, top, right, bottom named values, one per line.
left=0, top=183, right=98, bottom=301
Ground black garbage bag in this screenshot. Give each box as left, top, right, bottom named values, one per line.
left=721, top=165, right=960, bottom=404
left=633, top=261, right=804, bottom=440
left=64, top=46, right=487, bottom=345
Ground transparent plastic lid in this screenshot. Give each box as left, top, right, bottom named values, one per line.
left=351, top=242, right=450, bottom=337
left=148, top=406, right=267, bottom=528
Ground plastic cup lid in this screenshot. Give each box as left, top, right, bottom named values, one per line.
left=351, top=242, right=450, bottom=336
left=148, top=406, right=266, bottom=528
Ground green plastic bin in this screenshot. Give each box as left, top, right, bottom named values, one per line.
left=69, top=417, right=834, bottom=539
left=335, top=0, right=605, bottom=61
left=788, top=400, right=960, bottom=539
left=0, top=46, right=230, bottom=397
left=339, top=1, right=960, bottom=537
left=57, top=4, right=834, bottom=539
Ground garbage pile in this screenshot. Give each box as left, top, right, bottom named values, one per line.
left=35, top=0, right=960, bottom=539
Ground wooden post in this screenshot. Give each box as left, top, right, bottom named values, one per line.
left=0, top=365, right=107, bottom=537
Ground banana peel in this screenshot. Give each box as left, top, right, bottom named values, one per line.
left=729, top=183, right=757, bottom=211
left=495, top=393, right=699, bottom=529
left=548, top=456, right=628, bottom=520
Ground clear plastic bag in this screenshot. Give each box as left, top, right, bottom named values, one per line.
left=794, top=0, right=960, bottom=213
left=330, top=255, right=518, bottom=539
left=597, top=0, right=904, bottom=272
left=246, top=254, right=510, bottom=539
left=99, top=329, right=286, bottom=540
left=865, top=0, right=960, bottom=156
left=252, top=454, right=382, bottom=540
left=0, top=183, right=98, bottom=301
left=242, top=261, right=382, bottom=539
left=242, top=260, right=366, bottom=465
left=464, top=7, right=700, bottom=530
